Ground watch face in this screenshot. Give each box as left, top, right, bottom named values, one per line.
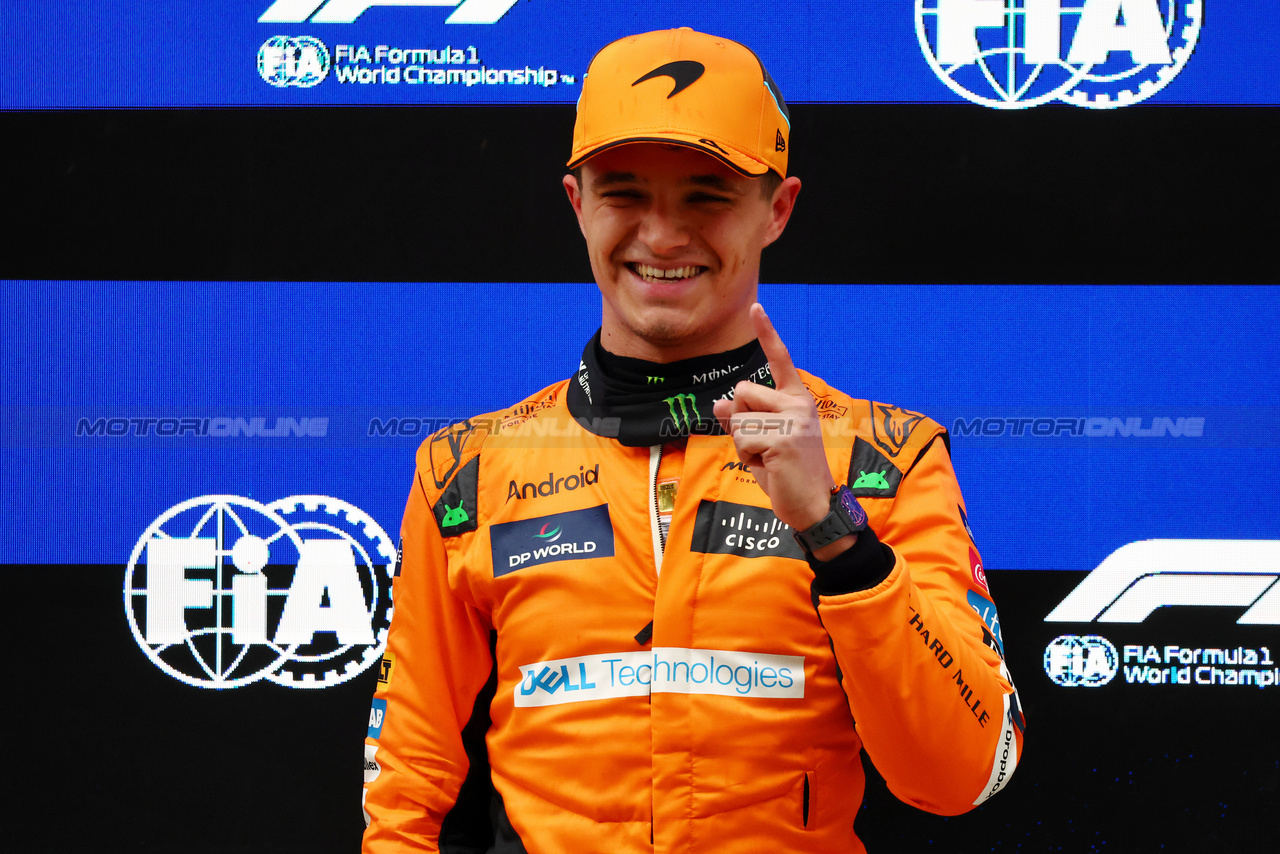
left=839, top=487, right=867, bottom=528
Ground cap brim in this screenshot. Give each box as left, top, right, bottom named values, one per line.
left=567, top=134, right=773, bottom=177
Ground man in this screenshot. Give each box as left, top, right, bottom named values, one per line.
left=362, top=27, right=1023, bottom=853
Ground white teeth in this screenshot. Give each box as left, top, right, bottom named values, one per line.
left=635, top=264, right=701, bottom=281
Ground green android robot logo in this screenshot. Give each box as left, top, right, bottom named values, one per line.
left=440, top=501, right=470, bottom=527
left=851, top=470, right=891, bottom=491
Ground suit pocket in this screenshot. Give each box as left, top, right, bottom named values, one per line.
left=802, top=770, right=813, bottom=829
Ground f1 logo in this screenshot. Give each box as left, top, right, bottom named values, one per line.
left=259, top=0, right=521, bottom=25
left=1045, top=540, right=1280, bottom=624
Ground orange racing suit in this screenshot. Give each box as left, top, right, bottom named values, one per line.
left=361, top=370, right=1023, bottom=853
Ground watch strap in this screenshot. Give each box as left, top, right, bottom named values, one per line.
left=792, top=485, right=868, bottom=557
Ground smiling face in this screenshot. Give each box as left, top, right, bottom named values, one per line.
left=563, top=144, right=800, bottom=362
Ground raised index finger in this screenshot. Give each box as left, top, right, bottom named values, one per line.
left=751, top=303, right=805, bottom=393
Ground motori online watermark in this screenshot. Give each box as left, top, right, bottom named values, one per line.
left=951, top=415, right=1205, bottom=439
left=76, top=416, right=329, bottom=438
left=367, top=413, right=1210, bottom=441
left=368, top=414, right=821, bottom=440
left=68, top=412, right=1211, bottom=443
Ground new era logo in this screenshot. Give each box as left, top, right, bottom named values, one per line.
left=775, top=129, right=785, bottom=152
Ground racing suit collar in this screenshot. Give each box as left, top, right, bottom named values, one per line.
left=566, top=330, right=773, bottom=447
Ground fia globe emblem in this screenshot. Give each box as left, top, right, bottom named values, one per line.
left=916, top=0, right=1202, bottom=109
left=124, top=495, right=394, bottom=689
left=258, top=35, right=331, bottom=88
left=1044, top=634, right=1119, bottom=686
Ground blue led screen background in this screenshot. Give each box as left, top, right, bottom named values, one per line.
left=3, top=2, right=1278, bottom=851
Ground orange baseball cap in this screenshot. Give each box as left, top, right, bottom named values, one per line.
left=568, top=28, right=791, bottom=178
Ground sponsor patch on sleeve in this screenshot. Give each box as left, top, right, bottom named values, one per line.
left=973, top=694, right=1020, bottom=806
left=432, top=455, right=479, bottom=537
left=968, top=589, right=1004, bottom=658
left=377, top=652, right=395, bottom=688
left=363, top=744, right=381, bottom=783
left=367, top=698, right=387, bottom=739
left=958, top=503, right=976, bottom=544
left=847, top=437, right=902, bottom=497
left=871, top=402, right=926, bottom=458
left=969, top=545, right=990, bottom=594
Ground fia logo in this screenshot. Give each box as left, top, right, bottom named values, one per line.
left=124, top=495, right=395, bottom=689
left=259, top=0, right=521, bottom=25
left=916, top=0, right=1203, bottom=109
left=258, top=35, right=331, bottom=88
left=1044, top=634, right=1119, bottom=686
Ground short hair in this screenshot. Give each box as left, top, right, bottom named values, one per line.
left=756, top=169, right=783, bottom=200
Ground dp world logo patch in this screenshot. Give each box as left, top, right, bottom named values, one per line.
left=259, top=35, right=331, bottom=88
left=490, top=504, right=616, bottom=576
left=916, top=0, right=1202, bottom=109
left=124, top=495, right=394, bottom=689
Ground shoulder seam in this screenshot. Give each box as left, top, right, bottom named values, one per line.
left=904, top=431, right=949, bottom=479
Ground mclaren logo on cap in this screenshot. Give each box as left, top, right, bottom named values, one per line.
left=633, top=61, right=706, bottom=98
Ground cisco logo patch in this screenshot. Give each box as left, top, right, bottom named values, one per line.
left=691, top=500, right=804, bottom=561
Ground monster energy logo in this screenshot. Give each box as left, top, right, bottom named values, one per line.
left=647, top=376, right=665, bottom=385
left=663, top=393, right=702, bottom=434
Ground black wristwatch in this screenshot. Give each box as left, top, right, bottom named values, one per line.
left=792, top=485, right=868, bottom=559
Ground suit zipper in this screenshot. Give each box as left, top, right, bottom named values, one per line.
left=649, top=444, right=665, bottom=575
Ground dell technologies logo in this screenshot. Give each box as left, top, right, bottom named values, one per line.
left=916, top=0, right=1203, bottom=109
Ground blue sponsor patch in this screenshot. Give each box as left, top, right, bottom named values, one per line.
left=490, top=504, right=615, bottom=577
left=968, top=590, right=1005, bottom=657
left=958, top=504, right=976, bottom=544
left=367, top=698, right=387, bottom=739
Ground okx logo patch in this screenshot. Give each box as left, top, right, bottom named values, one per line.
left=490, top=505, right=615, bottom=576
